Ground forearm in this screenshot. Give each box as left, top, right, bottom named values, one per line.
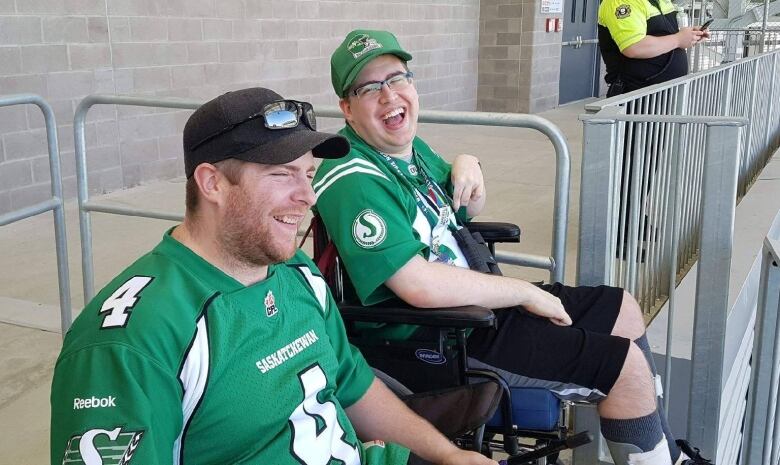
left=622, top=34, right=680, bottom=58
left=386, top=255, right=532, bottom=309
left=346, top=379, right=461, bottom=463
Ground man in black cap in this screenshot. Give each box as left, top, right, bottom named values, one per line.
left=50, top=87, right=494, bottom=465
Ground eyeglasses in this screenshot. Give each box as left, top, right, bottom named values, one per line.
left=189, top=99, right=317, bottom=151
left=350, top=71, right=414, bottom=99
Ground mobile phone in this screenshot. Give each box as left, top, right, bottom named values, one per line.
left=700, top=18, right=714, bottom=30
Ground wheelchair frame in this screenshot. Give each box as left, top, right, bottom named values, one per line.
left=307, top=215, right=587, bottom=464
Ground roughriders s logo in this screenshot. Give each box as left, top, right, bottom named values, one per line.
left=265, top=290, right=278, bottom=317
left=61, top=427, right=143, bottom=465
left=352, top=210, right=387, bottom=248
left=347, top=33, right=383, bottom=59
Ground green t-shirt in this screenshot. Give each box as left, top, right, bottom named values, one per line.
left=313, top=126, right=470, bottom=339
left=50, top=230, right=409, bottom=465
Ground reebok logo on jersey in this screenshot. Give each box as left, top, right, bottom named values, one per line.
left=74, top=396, right=116, bottom=410
left=61, top=427, right=143, bottom=465
left=256, top=330, right=319, bottom=374
left=265, top=290, right=278, bottom=317
left=352, top=210, right=387, bottom=248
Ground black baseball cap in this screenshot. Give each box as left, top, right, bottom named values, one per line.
left=183, top=87, right=349, bottom=178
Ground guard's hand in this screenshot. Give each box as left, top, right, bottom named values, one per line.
left=676, top=27, right=707, bottom=48
left=450, top=154, right=485, bottom=211
left=439, top=449, right=499, bottom=465
left=518, top=282, right=572, bottom=326
left=694, top=26, right=711, bottom=39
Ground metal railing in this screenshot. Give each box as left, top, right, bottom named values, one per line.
left=585, top=48, right=780, bottom=318
left=0, top=94, right=71, bottom=335
left=743, top=236, right=780, bottom=465
left=576, top=111, right=747, bottom=464
left=74, top=95, right=572, bottom=300
left=690, top=27, right=780, bottom=71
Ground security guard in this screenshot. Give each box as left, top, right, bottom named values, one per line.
left=598, top=0, right=708, bottom=96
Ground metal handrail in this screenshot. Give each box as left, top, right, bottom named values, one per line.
left=587, top=47, right=780, bottom=111
left=0, top=94, right=71, bottom=335
left=74, top=95, right=571, bottom=301
left=577, top=110, right=747, bottom=463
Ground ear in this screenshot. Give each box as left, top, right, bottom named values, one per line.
left=338, top=98, right=353, bottom=123
left=192, top=163, right=228, bottom=207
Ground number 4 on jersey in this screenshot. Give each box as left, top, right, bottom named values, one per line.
left=98, top=276, right=153, bottom=329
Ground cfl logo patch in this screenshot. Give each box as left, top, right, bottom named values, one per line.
left=61, top=427, right=143, bottom=465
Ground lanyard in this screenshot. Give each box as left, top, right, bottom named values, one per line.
left=379, top=151, right=461, bottom=264
left=378, top=152, right=458, bottom=230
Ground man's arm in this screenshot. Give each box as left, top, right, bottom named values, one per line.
left=450, top=154, right=486, bottom=217
left=346, top=378, right=497, bottom=465
left=385, top=255, right=572, bottom=326
left=622, top=26, right=708, bottom=58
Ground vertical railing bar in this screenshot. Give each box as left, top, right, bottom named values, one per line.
left=763, top=54, right=776, bottom=161
left=650, top=90, right=671, bottom=307
left=687, top=121, right=743, bottom=458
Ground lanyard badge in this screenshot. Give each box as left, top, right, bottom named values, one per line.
left=379, top=152, right=459, bottom=264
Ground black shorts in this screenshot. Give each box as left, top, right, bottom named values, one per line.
left=466, top=283, right=629, bottom=401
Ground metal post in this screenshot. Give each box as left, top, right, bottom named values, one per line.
left=577, top=106, right=624, bottom=286
left=687, top=121, right=744, bottom=458
left=0, top=94, right=71, bottom=335
left=760, top=0, right=770, bottom=53
left=72, top=95, right=573, bottom=299
left=73, top=95, right=201, bottom=301
left=663, top=84, right=689, bottom=413
left=765, top=53, right=778, bottom=149
left=742, top=237, right=780, bottom=465
left=574, top=107, right=623, bottom=465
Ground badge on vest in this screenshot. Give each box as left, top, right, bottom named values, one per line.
left=615, top=4, right=632, bottom=18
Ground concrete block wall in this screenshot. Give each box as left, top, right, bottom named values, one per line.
left=0, top=0, right=479, bottom=215
left=477, top=0, right=562, bottom=113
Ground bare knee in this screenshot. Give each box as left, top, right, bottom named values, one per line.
left=611, top=291, right=645, bottom=340
left=598, top=342, right=656, bottom=419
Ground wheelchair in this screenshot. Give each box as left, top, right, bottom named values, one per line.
left=305, top=216, right=592, bottom=464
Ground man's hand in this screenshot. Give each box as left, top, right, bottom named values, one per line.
left=450, top=154, right=485, bottom=212
left=675, top=27, right=707, bottom=48
left=518, top=282, right=572, bottom=326
left=439, top=448, right=499, bottom=465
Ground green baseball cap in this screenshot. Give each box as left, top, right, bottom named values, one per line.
left=331, top=29, right=413, bottom=98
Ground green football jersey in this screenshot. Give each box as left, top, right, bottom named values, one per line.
left=50, top=230, right=409, bottom=465
left=313, top=126, right=470, bottom=340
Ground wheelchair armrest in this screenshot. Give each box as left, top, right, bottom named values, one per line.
left=466, top=221, right=521, bottom=243
left=339, top=304, right=496, bottom=329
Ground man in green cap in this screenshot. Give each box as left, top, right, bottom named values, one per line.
left=314, top=30, right=712, bottom=465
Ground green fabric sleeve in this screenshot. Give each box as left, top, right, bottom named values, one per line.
left=599, top=0, right=649, bottom=51
left=316, top=168, right=427, bottom=306
left=50, top=344, right=182, bottom=465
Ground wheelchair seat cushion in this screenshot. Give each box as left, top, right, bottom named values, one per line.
left=486, top=387, right=561, bottom=431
